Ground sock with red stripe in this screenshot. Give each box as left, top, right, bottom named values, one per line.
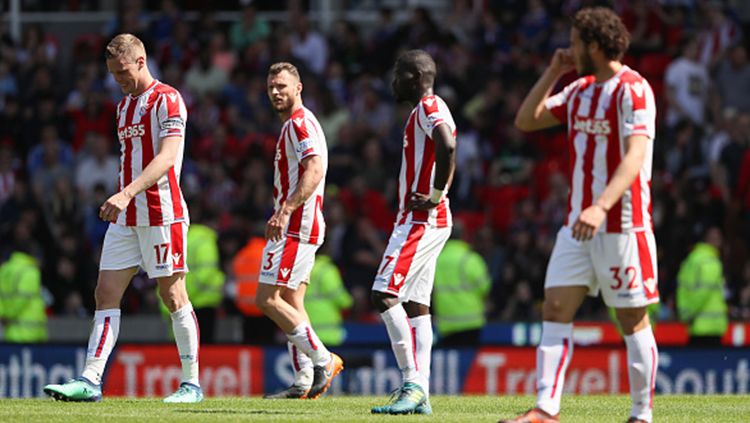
left=410, top=314, right=432, bottom=395
left=287, top=341, right=314, bottom=388
left=82, top=308, right=121, bottom=385
left=624, top=325, right=657, bottom=423
left=171, top=303, right=200, bottom=386
left=381, top=304, right=419, bottom=385
left=287, top=323, right=331, bottom=367
left=535, top=321, right=573, bottom=416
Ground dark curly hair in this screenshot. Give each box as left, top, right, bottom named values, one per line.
left=572, top=7, right=630, bottom=61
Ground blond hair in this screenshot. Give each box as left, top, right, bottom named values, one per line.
left=268, top=62, right=301, bottom=81
left=105, top=33, right=146, bottom=63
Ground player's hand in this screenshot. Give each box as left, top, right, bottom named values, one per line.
left=407, top=192, right=438, bottom=211
left=571, top=204, right=607, bottom=242
left=550, top=48, right=575, bottom=75
left=266, top=207, right=291, bottom=242
left=99, top=191, right=133, bottom=222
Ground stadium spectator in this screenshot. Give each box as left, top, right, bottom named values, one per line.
left=665, top=36, right=712, bottom=129
left=715, top=44, right=750, bottom=114
left=75, top=133, right=119, bottom=204
left=229, top=4, right=270, bottom=53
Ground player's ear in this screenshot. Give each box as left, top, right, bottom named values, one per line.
left=297, top=82, right=303, bottom=95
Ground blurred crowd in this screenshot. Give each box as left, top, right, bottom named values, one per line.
left=1, top=0, right=750, bottom=324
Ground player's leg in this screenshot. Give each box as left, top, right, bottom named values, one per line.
left=265, top=284, right=314, bottom=399
left=616, top=307, right=656, bottom=423
left=600, top=232, right=659, bottom=423
left=45, top=224, right=139, bottom=402
left=158, top=273, right=203, bottom=403
left=142, top=222, right=202, bottom=403
left=256, top=238, right=342, bottom=399
left=401, top=225, right=450, bottom=415
left=501, top=228, right=594, bottom=422
left=370, top=224, right=423, bottom=400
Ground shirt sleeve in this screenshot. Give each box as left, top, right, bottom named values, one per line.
left=621, top=79, right=656, bottom=140
left=289, top=116, right=323, bottom=162
left=419, top=96, right=454, bottom=138
left=157, top=90, right=187, bottom=140
left=544, top=79, right=580, bottom=123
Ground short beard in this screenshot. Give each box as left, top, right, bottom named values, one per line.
left=273, top=100, right=293, bottom=114
left=578, top=51, right=596, bottom=76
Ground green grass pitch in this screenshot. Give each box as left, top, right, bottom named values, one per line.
left=1, top=395, right=748, bottom=422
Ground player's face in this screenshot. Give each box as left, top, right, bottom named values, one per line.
left=570, top=28, right=595, bottom=76
left=392, top=62, right=418, bottom=103
left=107, top=56, right=143, bottom=95
left=267, top=71, right=301, bottom=114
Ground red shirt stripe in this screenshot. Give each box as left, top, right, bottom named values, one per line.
left=123, top=100, right=137, bottom=226
left=142, top=93, right=163, bottom=226
left=606, top=82, right=625, bottom=232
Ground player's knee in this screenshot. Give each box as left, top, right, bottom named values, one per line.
left=255, top=292, right=276, bottom=313
left=615, top=308, right=648, bottom=334
left=370, top=291, right=397, bottom=313
left=94, top=282, right=118, bottom=309
left=542, top=298, right=571, bottom=322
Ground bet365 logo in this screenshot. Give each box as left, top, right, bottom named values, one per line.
left=118, top=124, right=145, bottom=141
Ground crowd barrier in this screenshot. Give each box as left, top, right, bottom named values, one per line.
left=1, top=344, right=747, bottom=398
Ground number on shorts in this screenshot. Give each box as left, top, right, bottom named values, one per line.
left=153, top=243, right=170, bottom=264
left=263, top=252, right=274, bottom=270
left=379, top=255, right=394, bottom=275
left=609, top=266, right=638, bottom=290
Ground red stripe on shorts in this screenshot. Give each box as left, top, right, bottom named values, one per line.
left=277, top=237, right=300, bottom=285
left=171, top=222, right=185, bottom=270
left=387, top=224, right=426, bottom=293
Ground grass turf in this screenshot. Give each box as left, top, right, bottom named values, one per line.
left=1, top=395, right=748, bottom=422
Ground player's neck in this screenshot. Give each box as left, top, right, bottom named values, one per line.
left=131, top=74, right=155, bottom=97
left=280, top=102, right=303, bottom=122
left=593, top=61, right=622, bottom=83
left=410, top=88, right=434, bottom=106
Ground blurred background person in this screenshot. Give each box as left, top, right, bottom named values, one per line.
left=677, top=226, right=729, bottom=346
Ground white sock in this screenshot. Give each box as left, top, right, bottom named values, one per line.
left=82, top=309, right=121, bottom=385
left=171, top=303, right=200, bottom=386
left=410, top=314, right=433, bottom=395
left=381, top=304, right=419, bottom=384
left=287, top=323, right=331, bottom=366
left=535, top=321, right=574, bottom=416
left=624, top=326, right=658, bottom=423
left=287, top=341, right=313, bottom=388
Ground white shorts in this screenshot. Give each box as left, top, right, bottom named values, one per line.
left=100, top=222, right=188, bottom=279
left=372, top=223, right=452, bottom=306
left=258, top=236, right=319, bottom=290
left=545, top=226, right=659, bottom=308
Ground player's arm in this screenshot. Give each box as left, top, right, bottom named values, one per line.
left=281, top=155, right=324, bottom=214
left=99, top=136, right=182, bottom=222
left=594, top=134, right=649, bottom=210
left=514, top=48, right=573, bottom=132
left=124, top=136, right=181, bottom=198
left=266, top=154, right=323, bottom=241
left=408, top=122, right=456, bottom=210
left=572, top=134, right=649, bottom=240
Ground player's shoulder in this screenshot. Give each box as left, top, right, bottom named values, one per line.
left=419, top=94, right=448, bottom=113
left=619, top=66, right=648, bottom=85
left=153, top=81, right=184, bottom=102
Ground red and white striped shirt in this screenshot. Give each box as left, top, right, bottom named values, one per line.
left=115, top=80, right=188, bottom=227
left=545, top=65, right=656, bottom=233
left=273, top=106, right=327, bottom=245
left=395, top=95, right=456, bottom=228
